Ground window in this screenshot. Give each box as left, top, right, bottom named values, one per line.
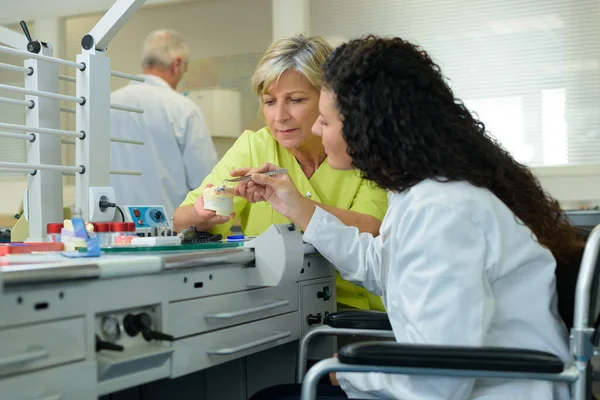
left=0, top=78, right=27, bottom=177
left=311, top=0, right=600, bottom=167
left=0, top=24, right=30, bottom=178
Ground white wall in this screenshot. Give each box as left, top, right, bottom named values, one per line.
left=533, top=165, right=600, bottom=209
left=60, top=0, right=271, bottom=92
left=0, top=0, right=196, bottom=25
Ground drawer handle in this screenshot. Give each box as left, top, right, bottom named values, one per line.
left=204, top=299, right=290, bottom=320
left=207, top=331, right=291, bottom=356
left=32, top=395, right=63, bottom=400
left=0, top=347, right=49, bottom=368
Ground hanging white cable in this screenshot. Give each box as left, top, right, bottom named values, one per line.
left=0, top=45, right=85, bottom=70
left=59, top=75, right=76, bottom=83
left=110, top=103, right=143, bottom=113
left=0, top=122, right=85, bottom=139
left=1, top=168, right=36, bottom=174
left=60, top=107, right=76, bottom=114
left=0, top=97, right=33, bottom=108
left=111, top=70, right=144, bottom=82
left=109, top=137, right=144, bottom=145
left=0, top=62, right=32, bottom=75
left=0, top=162, right=84, bottom=174
left=62, top=137, right=143, bottom=145
left=0, top=84, right=85, bottom=105
left=110, top=170, right=143, bottom=175
left=0, top=131, right=35, bottom=141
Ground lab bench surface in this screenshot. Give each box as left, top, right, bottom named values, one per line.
left=0, top=235, right=337, bottom=400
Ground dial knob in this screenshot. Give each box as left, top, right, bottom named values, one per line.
left=101, top=315, right=121, bottom=342
left=317, top=286, right=331, bottom=301
left=123, top=312, right=152, bottom=337
left=152, top=210, right=163, bottom=221
left=123, top=312, right=174, bottom=342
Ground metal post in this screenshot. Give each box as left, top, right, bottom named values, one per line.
left=75, top=49, right=111, bottom=221
left=73, top=0, right=148, bottom=222
left=24, top=44, right=63, bottom=242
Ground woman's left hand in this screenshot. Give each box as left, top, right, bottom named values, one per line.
left=230, top=163, right=272, bottom=203
left=233, top=162, right=311, bottom=223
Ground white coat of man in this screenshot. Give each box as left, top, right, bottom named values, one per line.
left=110, top=29, right=218, bottom=218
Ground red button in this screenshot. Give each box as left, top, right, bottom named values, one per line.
left=133, top=209, right=140, bottom=217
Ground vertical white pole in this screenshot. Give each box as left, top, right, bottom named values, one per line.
left=272, top=0, right=310, bottom=41
left=75, top=49, right=111, bottom=221
left=25, top=44, right=63, bottom=241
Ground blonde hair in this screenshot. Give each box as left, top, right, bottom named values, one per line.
left=251, top=34, right=334, bottom=100
left=142, top=30, right=189, bottom=69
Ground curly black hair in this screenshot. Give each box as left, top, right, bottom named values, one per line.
left=322, top=35, right=583, bottom=261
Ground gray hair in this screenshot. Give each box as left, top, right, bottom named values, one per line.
left=251, top=34, right=334, bottom=99
left=142, top=30, right=190, bottom=69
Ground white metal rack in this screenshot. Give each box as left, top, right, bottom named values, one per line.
left=0, top=0, right=147, bottom=241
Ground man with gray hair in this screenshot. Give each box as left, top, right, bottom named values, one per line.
left=110, top=29, right=217, bottom=219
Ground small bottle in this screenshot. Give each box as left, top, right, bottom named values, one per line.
left=47, top=223, right=63, bottom=243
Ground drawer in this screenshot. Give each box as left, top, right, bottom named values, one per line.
left=0, top=360, right=96, bottom=400
left=97, top=344, right=173, bottom=396
left=0, top=317, right=85, bottom=377
left=167, top=283, right=298, bottom=338
left=171, top=311, right=299, bottom=378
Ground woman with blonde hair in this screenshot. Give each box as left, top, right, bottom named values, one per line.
left=174, top=35, right=388, bottom=313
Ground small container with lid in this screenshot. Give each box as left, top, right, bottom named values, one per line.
left=110, top=222, right=128, bottom=246
left=47, top=223, right=63, bottom=243
left=94, top=222, right=110, bottom=247
left=126, top=222, right=137, bottom=237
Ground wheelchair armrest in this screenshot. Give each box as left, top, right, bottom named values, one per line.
left=338, top=342, right=564, bottom=374
left=324, top=311, right=392, bottom=330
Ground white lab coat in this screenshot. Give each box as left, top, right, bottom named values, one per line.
left=110, top=75, right=218, bottom=217
left=303, top=179, right=571, bottom=400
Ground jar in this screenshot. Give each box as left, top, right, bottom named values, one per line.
left=94, top=222, right=110, bottom=247
left=126, top=222, right=137, bottom=237
left=110, top=222, right=131, bottom=246
left=47, top=223, right=63, bottom=243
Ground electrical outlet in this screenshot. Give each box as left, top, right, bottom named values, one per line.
left=89, top=187, right=116, bottom=222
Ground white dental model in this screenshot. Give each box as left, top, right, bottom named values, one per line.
left=203, top=186, right=234, bottom=216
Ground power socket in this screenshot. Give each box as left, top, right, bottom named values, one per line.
left=89, top=187, right=116, bottom=222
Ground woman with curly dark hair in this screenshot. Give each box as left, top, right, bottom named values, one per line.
left=245, top=36, right=578, bottom=399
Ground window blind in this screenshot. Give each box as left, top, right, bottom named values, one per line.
left=0, top=77, right=27, bottom=177
left=0, top=25, right=30, bottom=178
left=310, top=0, right=600, bottom=166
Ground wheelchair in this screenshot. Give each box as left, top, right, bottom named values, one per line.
left=299, top=225, right=599, bottom=399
